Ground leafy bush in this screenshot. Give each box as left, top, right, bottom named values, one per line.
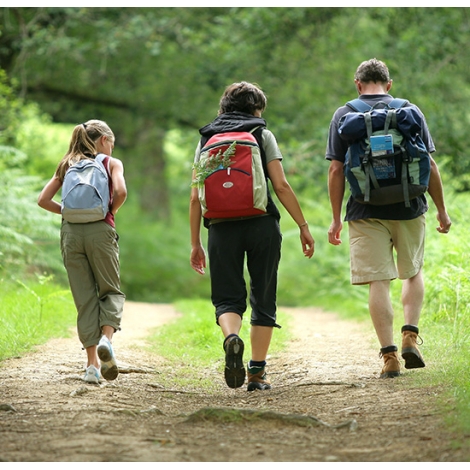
left=0, top=147, right=62, bottom=276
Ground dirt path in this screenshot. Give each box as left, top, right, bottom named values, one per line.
left=0, top=301, right=467, bottom=462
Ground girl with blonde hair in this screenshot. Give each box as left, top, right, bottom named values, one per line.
left=38, top=119, right=127, bottom=384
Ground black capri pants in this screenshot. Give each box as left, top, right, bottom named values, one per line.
left=207, top=215, right=282, bottom=328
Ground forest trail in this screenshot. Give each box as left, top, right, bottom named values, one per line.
left=0, top=301, right=467, bottom=462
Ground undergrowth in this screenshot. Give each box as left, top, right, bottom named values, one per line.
left=0, top=276, right=75, bottom=361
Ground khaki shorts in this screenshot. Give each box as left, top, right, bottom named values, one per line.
left=348, top=216, right=425, bottom=285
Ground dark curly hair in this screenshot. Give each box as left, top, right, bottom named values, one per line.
left=218, top=81, right=267, bottom=115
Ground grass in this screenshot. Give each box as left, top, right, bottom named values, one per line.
left=0, top=276, right=75, bottom=361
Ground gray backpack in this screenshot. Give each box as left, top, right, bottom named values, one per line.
left=61, top=153, right=110, bottom=223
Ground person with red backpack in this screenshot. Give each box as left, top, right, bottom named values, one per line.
left=38, top=120, right=127, bottom=384
left=189, top=82, right=314, bottom=391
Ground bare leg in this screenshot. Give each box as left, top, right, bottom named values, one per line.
left=250, top=325, right=273, bottom=362
left=85, top=345, right=100, bottom=369
left=218, top=312, right=242, bottom=340
left=402, top=270, right=424, bottom=326
left=401, top=270, right=426, bottom=369
left=101, top=325, right=115, bottom=342
left=369, top=280, right=394, bottom=347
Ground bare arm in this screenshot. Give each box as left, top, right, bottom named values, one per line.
left=37, top=176, right=62, bottom=215
left=327, top=159, right=345, bottom=246
left=189, top=173, right=206, bottom=275
left=427, top=156, right=452, bottom=233
left=109, top=157, right=127, bottom=216
left=267, top=159, right=314, bottom=258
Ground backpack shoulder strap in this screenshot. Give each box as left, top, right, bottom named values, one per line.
left=387, top=98, right=409, bottom=109
left=251, top=127, right=268, bottom=174
left=94, top=153, right=107, bottom=164
left=346, top=99, right=372, bottom=113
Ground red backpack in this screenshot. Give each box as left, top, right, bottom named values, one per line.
left=193, top=129, right=268, bottom=219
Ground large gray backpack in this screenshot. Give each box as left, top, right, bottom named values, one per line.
left=61, top=153, right=110, bottom=223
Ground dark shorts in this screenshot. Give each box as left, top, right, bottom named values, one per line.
left=207, top=215, right=282, bottom=328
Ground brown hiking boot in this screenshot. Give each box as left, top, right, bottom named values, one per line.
left=401, top=325, right=425, bottom=369
left=379, top=345, right=401, bottom=379
left=247, top=365, right=271, bottom=391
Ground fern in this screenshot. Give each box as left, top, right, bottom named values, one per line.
left=191, top=141, right=237, bottom=189
left=0, top=164, right=61, bottom=275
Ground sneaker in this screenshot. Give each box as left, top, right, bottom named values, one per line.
left=379, top=345, right=401, bottom=379
left=223, top=335, right=246, bottom=389
left=97, top=336, right=119, bottom=381
left=247, top=365, right=271, bottom=391
left=83, top=364, right=100, bottom=384
left=401, top=325, right=425, bottom=369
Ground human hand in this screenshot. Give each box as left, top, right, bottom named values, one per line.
left=436, top=211, right=452, bottom=234
left=328, top=220, right=343, bottom=246
left=190, top=246, right=206, bottom=275
left=300, top=226, right=315, bottom=258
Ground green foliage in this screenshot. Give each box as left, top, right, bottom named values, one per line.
left=118, top=200, right=210, bottom=303
left=0, top=147, right=62, bottom=276
left=0, top=276, right=75, bottom=361
left=0, top=69, right=25, bottom=145
left=117, top=129, right=207, bottom=302
left=16, top=113, right=73, bottom=178
left=0, top=74, right=68, bottom=278
left=191, top=141, right=236, bottom=189
left=3, top=7, right=470, bottom=213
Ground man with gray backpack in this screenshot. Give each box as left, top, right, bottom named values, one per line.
left=325, top=58, right=452, bottom=378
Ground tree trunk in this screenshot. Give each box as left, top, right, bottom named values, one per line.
left=133, top=122, right=170, bottom=219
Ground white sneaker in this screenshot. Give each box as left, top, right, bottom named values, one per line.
left=83, top=364, right=100, bottom=384
left=97, top=336, right=119, bottom=381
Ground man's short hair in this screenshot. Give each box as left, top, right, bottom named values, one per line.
left=355, top=58, right=391, bottom=83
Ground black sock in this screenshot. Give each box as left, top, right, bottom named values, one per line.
left=223, top=334, right=239, bottom=350
left=249, top=360, right=266, bottom=369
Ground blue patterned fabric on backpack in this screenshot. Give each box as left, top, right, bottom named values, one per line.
left=338, top=98, right=431, bottom=207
